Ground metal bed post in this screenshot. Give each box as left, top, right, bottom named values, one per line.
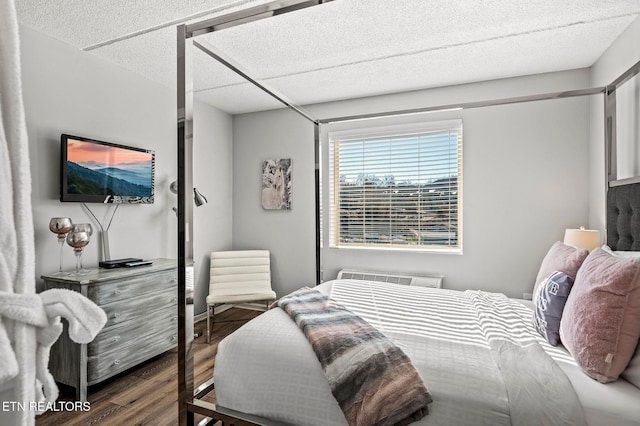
left=177, top=22, right=195, bottom=426
left=317, top=87, right=607, bottom=124
left=177, top=2, right=331, bottom=424
left=605, top=59, right=640, bottom=187
left=606, top=87, right=617, bottom=183
left=176, top=0, right=640, bottom=422
left=314, top=123, right=321, bottom=285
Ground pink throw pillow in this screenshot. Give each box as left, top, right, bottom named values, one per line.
left=559, top=248, right=640, bottom=383
left=533, top=241, right=588, bottom=297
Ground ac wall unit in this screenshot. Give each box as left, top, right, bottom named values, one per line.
left=337, top=269, right=443, bottom=289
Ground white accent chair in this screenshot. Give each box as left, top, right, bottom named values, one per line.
left=206, top=250, right=276, bottom=343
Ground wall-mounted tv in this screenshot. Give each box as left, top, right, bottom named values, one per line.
left=60, top=134, right=155, bottom=204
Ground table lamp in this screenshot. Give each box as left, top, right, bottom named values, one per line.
left=564, top=226, right=600, bottom=251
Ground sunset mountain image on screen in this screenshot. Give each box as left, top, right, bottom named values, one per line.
left=66, top=139, right=153, bottom=198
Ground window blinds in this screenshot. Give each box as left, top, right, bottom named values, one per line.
left=329, top=120, right=462, bottom=251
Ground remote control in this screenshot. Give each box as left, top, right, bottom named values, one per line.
left=124, top=260, right=153, bottom=267
left=99, top=258, right=142, bottom=269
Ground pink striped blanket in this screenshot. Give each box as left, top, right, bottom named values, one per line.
left=274, top=287, right=432, bottom=426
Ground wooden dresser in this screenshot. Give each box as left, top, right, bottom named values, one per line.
left=41, top=258, right=177, bottom=401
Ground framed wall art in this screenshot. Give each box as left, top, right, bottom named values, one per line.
left=261, top=158, right=292, bottom=210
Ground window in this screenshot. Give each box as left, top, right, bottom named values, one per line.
left=329, top=120, right=462, bottom=252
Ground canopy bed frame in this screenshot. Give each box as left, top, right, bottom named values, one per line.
left=175, top=1, right=640, bottom=424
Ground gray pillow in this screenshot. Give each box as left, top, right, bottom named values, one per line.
left=533, top=271, right=574, bottom=346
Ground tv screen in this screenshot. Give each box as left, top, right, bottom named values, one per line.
left=60, top=134, right=155, bottom=204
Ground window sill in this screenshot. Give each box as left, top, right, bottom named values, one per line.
left=328, top=244, right=462, bottom=255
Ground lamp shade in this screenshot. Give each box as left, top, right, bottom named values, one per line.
left=563, top=227, right=600, bottom=251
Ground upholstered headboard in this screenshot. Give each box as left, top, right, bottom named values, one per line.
left=606, top=183, right=640, bottom=251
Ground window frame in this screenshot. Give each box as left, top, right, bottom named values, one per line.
left=328, top=119, right=463, bottom=253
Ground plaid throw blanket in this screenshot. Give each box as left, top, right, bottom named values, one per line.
left=274, top=287, right=432, bottom=426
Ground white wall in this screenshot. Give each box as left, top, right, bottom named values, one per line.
left=19, top=25, right=233, bottom=314
left=589, top=16, right=640, bottom=234
left=233, top=109, right=317, bottom=297
left=193, top=102, right=234, bottom=314
left=233, top=70, right=591, bottom=298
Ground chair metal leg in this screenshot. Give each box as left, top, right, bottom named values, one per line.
left=207, top=304, right=212, bottom=344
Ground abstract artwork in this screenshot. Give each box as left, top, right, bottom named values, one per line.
left=262, top=158, right=292, bottom=210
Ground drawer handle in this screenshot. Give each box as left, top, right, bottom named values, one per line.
left=171, top=316, right=177, bottom=322
left=112, top=335, right=121, bottom=343
left=114, top=359, right=120, bottom=366
left=170, top=279, right=177, bottom=284
left=114, top=289, right=123, bottom=295
left=113, top=312, right=121, bottom=319
left=171, top=335, right=178, bottom=341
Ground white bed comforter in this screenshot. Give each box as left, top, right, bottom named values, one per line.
left=214, top=280, right=586, bottom=426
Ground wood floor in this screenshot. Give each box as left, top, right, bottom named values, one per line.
left=36, top=308, right=261, bottom=426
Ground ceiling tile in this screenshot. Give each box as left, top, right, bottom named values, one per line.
left=202, top=0, right=640, bottom=79
left=16, top=0, right=270, bottom=48
left=16, top=0, right=640, bottom=114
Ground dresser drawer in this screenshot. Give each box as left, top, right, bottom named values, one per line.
left=40, top=259, right=178, bottom=402
left=87, top=330, right=177, bottom=383
left=101, top=286, right=176, bottom=328
left=88, top=304, right=177, bottom=356
left=87, top=269, right=177, bottom=305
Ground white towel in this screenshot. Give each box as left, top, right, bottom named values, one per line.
left=35, top=289, right=107, bottom=411
left=39, top=289, right=107, bottom=344
left=0, top=0, right=37, bottom=423
left=0, top=0, right=107, bottom=424
left=0, top=293, right=47, bottom=385
left=0, top=289, right=107, bottom=416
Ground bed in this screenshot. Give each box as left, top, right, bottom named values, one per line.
left=213, top=277, right=640, bottom=426
left=210, top=183, right=640, bottom=426
left=174, top=3, right=640, bottom=422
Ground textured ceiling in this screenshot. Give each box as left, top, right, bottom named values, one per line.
left=16, top=0, right=640, bottom=114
